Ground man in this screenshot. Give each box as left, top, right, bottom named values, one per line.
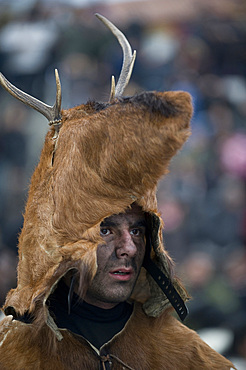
left=0, top=14, right=235, bottom=370
left=48, top=203, right=146, bottom=352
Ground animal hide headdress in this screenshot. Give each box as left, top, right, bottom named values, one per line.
left=0, top=14, right=193, bottom=338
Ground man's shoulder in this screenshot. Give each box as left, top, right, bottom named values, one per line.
left=0, top=315, right=65, bottom=370
left=126, top=303, right=236, bottom=369
left=0, top=315, right=27, bottom=367
left=0, top=315, right=30, bottom=351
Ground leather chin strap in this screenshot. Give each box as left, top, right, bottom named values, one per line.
left=142, top=235, right=188, bottom=321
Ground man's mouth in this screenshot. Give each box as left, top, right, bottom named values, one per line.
left=109, top=268, right=133, bottom=281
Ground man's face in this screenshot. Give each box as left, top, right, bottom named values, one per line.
left=85, top=204, right=146, bottom=309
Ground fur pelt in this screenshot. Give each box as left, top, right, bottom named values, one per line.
left=0, top=304, right=235, bottom=370
left=3, top=90, right=192, bottom=320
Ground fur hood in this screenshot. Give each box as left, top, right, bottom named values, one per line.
left=3, top=90, right=192, bottom=336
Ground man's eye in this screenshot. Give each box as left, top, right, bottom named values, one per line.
left=100, top=228, right=111, bottom=236
left=130, top=228, right=141, bottom=236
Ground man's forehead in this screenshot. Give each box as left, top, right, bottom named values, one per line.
left=101, top=204, right=146, bottom=226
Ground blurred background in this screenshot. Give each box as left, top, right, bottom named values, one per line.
left=0, top=0, right=245, bottom=366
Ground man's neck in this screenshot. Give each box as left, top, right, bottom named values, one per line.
left=84, top=295, right=118, bottom=310
left=63, top=275, right=120, bottom=310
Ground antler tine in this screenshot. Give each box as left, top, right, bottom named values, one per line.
left=0, top=69, right=62, bottom=124
left=109, top=75, right=116, bottom=102
left=53, top=69, right=62, bottom=123
left=95, top=13, right=136, bottom=100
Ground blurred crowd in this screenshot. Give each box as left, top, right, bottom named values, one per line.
left=0, top=0, right=245, bottom=366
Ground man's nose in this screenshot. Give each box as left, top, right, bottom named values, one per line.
left=115, top=231, right=137, bottom=258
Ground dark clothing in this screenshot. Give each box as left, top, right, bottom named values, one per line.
left=48, top=280, right=133, bottom=349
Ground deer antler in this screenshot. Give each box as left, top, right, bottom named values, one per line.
left=0, top=69, right=62, bottom=126
left=0, top=15, right=135, bottom=122
left=95, top=13, right=136, bottom=101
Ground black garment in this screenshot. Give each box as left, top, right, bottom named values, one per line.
left=48, top=280, right=133, bottom=349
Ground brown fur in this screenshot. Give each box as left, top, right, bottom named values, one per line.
left=3, top=90, right=192, bottom=318
left=0, top=304, right=235, bottom=369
